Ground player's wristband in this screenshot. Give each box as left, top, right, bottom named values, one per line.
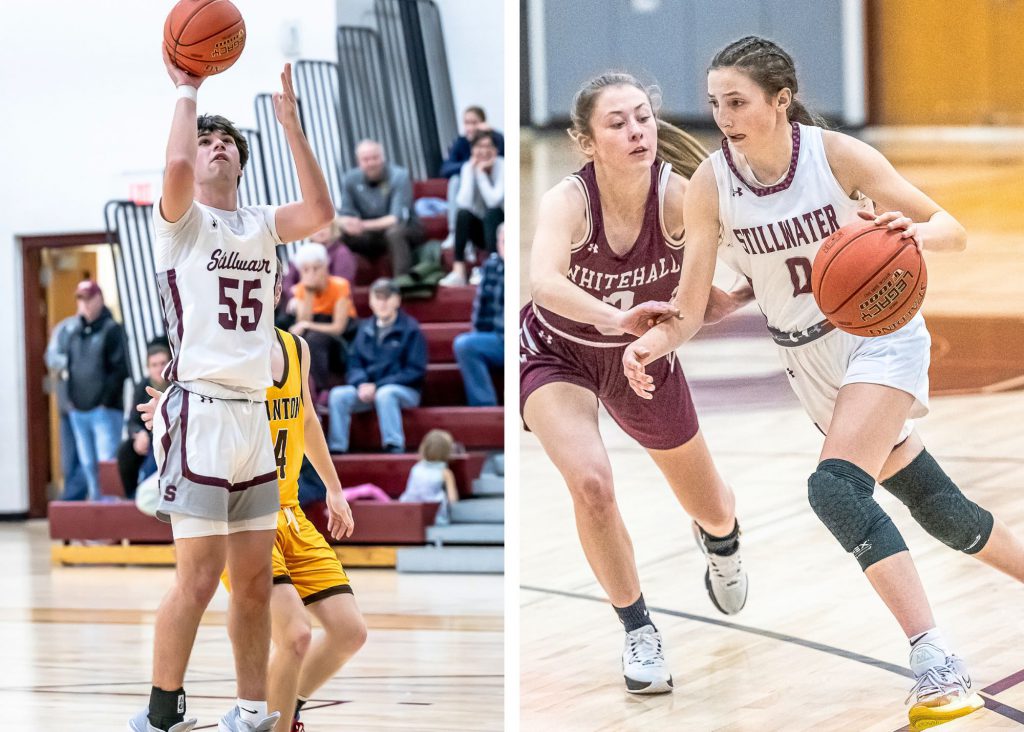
left=177, top=85, right=198, bottom=102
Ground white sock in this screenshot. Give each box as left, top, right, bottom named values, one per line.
left=909, top=627, right=951, bottom=655
left=237, top=699, right=268, bottom=725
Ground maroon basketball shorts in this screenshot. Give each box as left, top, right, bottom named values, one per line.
left=519, top=305, right=699, bottom=451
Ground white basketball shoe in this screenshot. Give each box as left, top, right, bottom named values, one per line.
left=219, top=706, right=281, bottom=731
left=127, top=709, right=196, bottom=732
left=906, top=642, right=984, bottom=730
left=622, top=624, right=673, bottom=694
left=692, top=522, right=748, bottom=615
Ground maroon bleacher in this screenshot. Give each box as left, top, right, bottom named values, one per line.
left=413, top=178, right=449, bottom=242
left=335, top=451, right=488, bottom=499
left=346, top=406, right=503, bottom=452
left=352, top=284, right=475, bottom=322
left=421, top=322, right=470, bottom=362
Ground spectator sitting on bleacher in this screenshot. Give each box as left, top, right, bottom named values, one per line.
left=116, top=342, right=170, bottom=499
left=67, top=280, right=128, bottom=501
left=311, top=216, right=358, bottom=284
left=45, top=314, right=89, bottom=501
left=440, top=131, right=505, bottom=287
left=286, top=242, right=357, bottom=395
left=276, top=221, right=357, bottom=330
left=338, top=140, right=425, bottom=278
left=439, top=106, right=505, bottom=179
left=399, top=429, right=459, bottom=525
left=327, top=278, right=427, bottom=455
left=453, top=223, right=504, bottom=406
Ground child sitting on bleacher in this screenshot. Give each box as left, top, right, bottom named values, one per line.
left=399, top=429, right=459, bottom=524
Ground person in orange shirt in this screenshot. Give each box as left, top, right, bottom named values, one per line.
left=287, top=242, right=357, bottom=394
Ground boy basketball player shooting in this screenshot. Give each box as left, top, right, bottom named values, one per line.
left=520, top=73, right=748, bottom=695
left=624, top=36, right=1024, bottom=729
left=130, top=51, right=335, bottom=732
left=140, top=261, right=367, bottom=732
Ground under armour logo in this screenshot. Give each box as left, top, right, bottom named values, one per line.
left=786, top=368, right=795, bottom=378
left=538, top=330, right=553, bottom=345
left=588, top=243, right=599, bottom=254
left=732, top=187, right=743, bottom=197
left=212, top=220, right=218, bottom=228
left=199, top=395, right=214, bottom=403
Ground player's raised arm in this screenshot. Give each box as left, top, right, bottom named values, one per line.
left=161, top=46, right=205, bottom=223
left=272, top=63, right=336, bottom=243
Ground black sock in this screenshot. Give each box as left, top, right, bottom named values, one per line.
left=149, top=687, right=186, bottom=730
left=698, top=520, right=740, bottom=556
left=614, top=593, right=655, bottom=633
left=295, top=698, right=307, bottom=718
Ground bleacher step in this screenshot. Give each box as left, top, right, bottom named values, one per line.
left=426, top=522, right=504, bottom=545
left=450, top=498, right=504, bottom=524
left=396, top=546, right=503, bottom=574
left=482, top=453, right=504, bottom=476
left=472, top=474, right=505, bottom=497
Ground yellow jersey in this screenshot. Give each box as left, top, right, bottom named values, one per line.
left=265, top=328, right=304, bottom=508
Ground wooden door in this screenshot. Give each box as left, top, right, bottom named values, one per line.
left=870, top=0, right=1024, bottom=124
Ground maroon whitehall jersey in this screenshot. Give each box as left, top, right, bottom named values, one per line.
left=530, top=160, right=684, bottom=347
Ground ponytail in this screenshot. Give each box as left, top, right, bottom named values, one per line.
left=788, top=98, right=829, bottom=129
left=656, top=119, right=708, bottom=179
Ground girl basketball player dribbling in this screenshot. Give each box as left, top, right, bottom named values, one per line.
left=521, top=73, right=749, bottom=694
left=624, top=36, right=1024, bottom=728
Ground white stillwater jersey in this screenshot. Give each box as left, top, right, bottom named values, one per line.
left=153, top=200, right=281, bottom=399
left=711, top=123, right=871, bottom=334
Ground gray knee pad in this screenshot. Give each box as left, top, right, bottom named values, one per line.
left=882, top=449, right=993, bottom=554
left=808, top=459, right=908, bottom=571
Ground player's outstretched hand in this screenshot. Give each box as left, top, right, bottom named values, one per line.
left=617, top=300, right=678, bottom=337
left=622, top=343, right=655, bottom=400
left=858, top=209, right=922, bottom=251
left=273, top=63, right=301, bottom=130
left=326, top=488, right=355, bottom=540
left=163, top=44, right=205, bottom=90
left=137, top=385, right=165, bottom=432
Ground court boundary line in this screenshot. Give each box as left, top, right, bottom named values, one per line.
left=522, top=584, right=1024, bottom=729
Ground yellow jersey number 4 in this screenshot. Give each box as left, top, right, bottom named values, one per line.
left=273, top=428, right=288, bottom=480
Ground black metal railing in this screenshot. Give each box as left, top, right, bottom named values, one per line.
left=103, top=201, right=161, bottom=384
left=293, top=59, right=348, bottom=207
left=374, top=0, right=458, bottom=179
left=336, top=26, right=402, bottom=167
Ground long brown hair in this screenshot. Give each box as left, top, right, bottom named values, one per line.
left=709, top=36, right=828, bottom=128
left=567, top=72, right=707, bottom=178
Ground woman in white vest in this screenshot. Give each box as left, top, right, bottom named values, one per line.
left=622, top=35, right=1024, bottom=730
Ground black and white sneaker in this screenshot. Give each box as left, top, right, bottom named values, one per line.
left=622, top=624, right=673, bottom=694
left=692, top=522, right=748, bottom=615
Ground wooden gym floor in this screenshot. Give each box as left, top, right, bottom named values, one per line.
left=2, top=521, right=503, bottom=730
left=519, top=129, right=1024, bottom=731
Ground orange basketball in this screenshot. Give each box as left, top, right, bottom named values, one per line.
left=163, top=0, right=246, bottom=77
left=811, top=222, right=927, bottom=336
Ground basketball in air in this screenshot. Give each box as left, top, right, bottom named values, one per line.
left=164, top=0, right=246, bottom=77
left=811, top=222, right=927, bottom=336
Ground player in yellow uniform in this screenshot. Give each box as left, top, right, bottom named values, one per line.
left=142, top=268, right=367, bottom=732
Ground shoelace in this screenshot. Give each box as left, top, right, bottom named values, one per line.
left=905, top=663, right=967, bottom=705
left=707, top=552, right=744, bottom=583
left=626, top=631, right=664, bottom=667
